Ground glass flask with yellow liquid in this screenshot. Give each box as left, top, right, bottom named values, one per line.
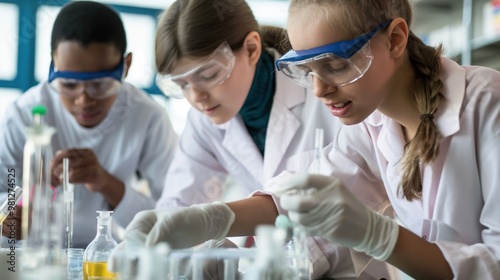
left=83, top=211, right=117, bottom=280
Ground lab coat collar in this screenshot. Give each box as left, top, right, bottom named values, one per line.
left=367, top=58, right=466, bottom=165
left=215, top=49, right=306, bottom=183
left=262, top=49, right=305, bottom=182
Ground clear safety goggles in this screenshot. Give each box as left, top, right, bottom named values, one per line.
left=156, top=42, right=235, bottom=99
left=276, top=20, right=392, bottom=89
left=48, top=57, right=126, bottom=100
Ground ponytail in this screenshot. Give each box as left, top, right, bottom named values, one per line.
left=259, top=25, right=292, bottom=55
left=400, top=31, right=444, bottom=200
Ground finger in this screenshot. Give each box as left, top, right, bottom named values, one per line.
left=280, top=193, right=320, bottom=212
left=125, top=211, right=157, bottom=245
left=68, top=168, right=90, bottom=184
left=51, top=150, right=65, bottom=168
left=53, top=149, right=93, bottom=166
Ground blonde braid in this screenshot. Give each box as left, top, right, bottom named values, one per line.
left=400, top=31, right=444, bottom=200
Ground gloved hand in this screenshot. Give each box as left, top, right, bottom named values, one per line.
left=278, top=174, right=399, bottom=260
left=124, top=202, right=235, bottom=249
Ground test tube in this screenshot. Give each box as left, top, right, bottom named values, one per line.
left=308, top=128, right=324, bottom=174
left=0, top=186, right=22, bottom=248
left=63, top=158, right=74, bottom=249
left=0, top=186, right=22, bottom=224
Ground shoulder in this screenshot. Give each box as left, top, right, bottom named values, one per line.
left=461, top=65, right=500, bottom=114
left=4, top=82, right=55, bottom=123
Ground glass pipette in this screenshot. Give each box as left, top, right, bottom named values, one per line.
left=63, top=158, right=74, bottom=249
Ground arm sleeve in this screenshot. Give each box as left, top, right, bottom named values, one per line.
left=434, top=86, right=500, bottom=279
left=156, top=111, right=228, bottom=209
left=112, top=108, right=178, bottom=227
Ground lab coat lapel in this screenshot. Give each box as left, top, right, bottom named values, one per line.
left=221, top=116, right=264, bottom=181
left=262, top=70, right=304, bottom=183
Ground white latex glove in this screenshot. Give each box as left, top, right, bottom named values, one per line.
left=124, top=202, right=235, bottom=249
left=278, top=174, right=399, bottom=260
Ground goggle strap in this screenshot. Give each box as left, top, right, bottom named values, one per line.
left=48, top=59, right=125, bottom=83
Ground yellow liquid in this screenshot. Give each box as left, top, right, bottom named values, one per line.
left=83, top=261, right=117, bottom=280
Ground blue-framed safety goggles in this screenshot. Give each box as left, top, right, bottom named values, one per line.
left=48, top=57, right=126, bottom=100
left=276, top=19, right=392, bottom=88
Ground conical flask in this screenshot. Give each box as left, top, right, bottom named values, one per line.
left=21, top=105, right=64, bottom=279
left=83, top=211, right=117, bottom=280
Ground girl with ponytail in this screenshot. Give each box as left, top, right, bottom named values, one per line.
left=273, top=0, right=500, bottom=279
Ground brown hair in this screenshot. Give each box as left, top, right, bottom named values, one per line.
left=289, top=0, right=444, bottom=201
left=155, top=0, right=290, bottom=74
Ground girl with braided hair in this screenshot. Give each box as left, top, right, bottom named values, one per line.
left=274, top=0, right=500, bottom=279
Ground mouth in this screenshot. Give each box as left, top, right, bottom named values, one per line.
left=75, top=111, right=100, bottom=121
left=202, top=105, right=220, bottom=115
left=326, top=101, right=352, bottom=117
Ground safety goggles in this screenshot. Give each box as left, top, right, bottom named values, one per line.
left=156, top=42, right=235, bottom=99
left=276, top=20, right=392, bottom=89
left=48, top=57, right=126, bottom=100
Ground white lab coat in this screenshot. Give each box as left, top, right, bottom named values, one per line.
left=0, top=82, right=178, bottom=248
left=157, top=50, right=399, bottom=279
left=318, top=58, right=500, bottom=279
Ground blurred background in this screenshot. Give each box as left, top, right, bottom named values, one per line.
left=1, top=0, right=499, bottom=132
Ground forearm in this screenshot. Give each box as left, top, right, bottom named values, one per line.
left=386, top=226, right=453, bottom=279
left=226, top=195, right=278, bottom=236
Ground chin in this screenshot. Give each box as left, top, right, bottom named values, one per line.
left=210, top=116, right=232, bottom=125
left=338, top=115, right=365, bottom=126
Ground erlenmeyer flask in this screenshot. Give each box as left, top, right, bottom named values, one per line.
left=83, top=211, right=117, bottom=280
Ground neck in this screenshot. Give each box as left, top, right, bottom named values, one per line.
left=378, top=56, right=420, bottom=139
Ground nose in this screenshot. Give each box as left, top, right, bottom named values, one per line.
left=74, top=91, right=97, bottom=107
left=312, top=75, right=336, bottom=98
left=188, top=86, right=209, bottom=103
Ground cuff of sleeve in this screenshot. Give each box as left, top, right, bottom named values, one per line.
left=249, top=190, right=287, bottom=216
left=436, top=241, right=500, bottom=280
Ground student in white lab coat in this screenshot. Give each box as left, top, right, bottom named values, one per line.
left=150, top=0, right=397, bottom=279
left=153, top=0, right=339, bottom=208
left=0, top=1, right=177, bottom=248
left=122, top=0, right=500, bottom=279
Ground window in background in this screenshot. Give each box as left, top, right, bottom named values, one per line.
left=121, top=13, right=156, bottom=88
left=0, top=3, right=19, bottom=81
left=35, top=5, right=60, bottom=83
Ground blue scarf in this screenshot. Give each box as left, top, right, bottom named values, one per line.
left=239, top=51, right=276, bottom=156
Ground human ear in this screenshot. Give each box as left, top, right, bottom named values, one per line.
left=242, top=31, right=262, bottom=65
left=123, top=52, right=133, bottom=78
left=387, top=18, right=409, bottom=59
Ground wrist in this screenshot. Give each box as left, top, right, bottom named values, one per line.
left=353, top=209, right=399, bottom=261
left=195, top=202, right=235, bottom=241
left=99, top=172, right=125, bottom=208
